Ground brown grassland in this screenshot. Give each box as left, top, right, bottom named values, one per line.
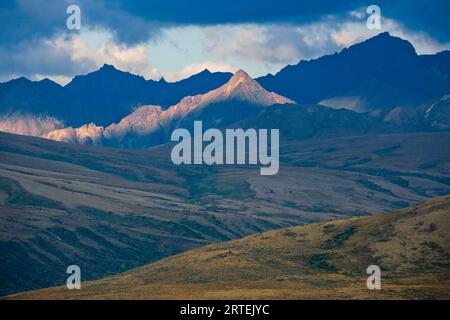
left=2, top=131, right=449, bottom=296
left=8, top=195, right=450, bottom=299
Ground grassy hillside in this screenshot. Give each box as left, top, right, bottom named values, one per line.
left=9, top=195, right=449, bottom=299
left=1, top=131, right=449, bottom=295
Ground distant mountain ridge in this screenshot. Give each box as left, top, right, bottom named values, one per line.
left=44, top=68, right=450, bottom=149
left=257, top=32, right=450, bottom=112
left=45, top=70, right=294, bottom=148
left=1, top=32, right=449, bottom=126
left=0, top=32, right=449, bottom=147
left=0, top=65, right=233, bottom=127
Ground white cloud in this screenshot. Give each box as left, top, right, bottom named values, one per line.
left=97, top=41, right=161, bottom=79
left=197, top=13, right=450, bottom=76
left=36, top=75, right=73, bottom=86
left=318, top=8, right=450, bottom=55
left=50, top=31, right=162, bottom=81
left=202, top=24, right=302, bottom=66
left=0, top=113, right=64, bottom=137
left=0, top=29, right=163, bottom=85
left=2, top=10, right=449, bottom=85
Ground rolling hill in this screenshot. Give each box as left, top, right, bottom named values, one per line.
left=0, top=130, right=449, bottom=296
left=9, top=195, right=449, bottom=299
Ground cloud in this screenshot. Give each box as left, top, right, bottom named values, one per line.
left=202, top=24, right=303, bottom=68
left=0, top=0, right=68, bottom=45
left=1, top=1, right=449, bottom=84
left=329, top=10, right=450, bottom=54
left=116, top=0, right=355, bottom=25
left=200, top=22, right=346, bottom=71
left=0, top=36, right=93, bottom=80
left=1, top=0, right=449, bottom=49
left=95, top=40, right=161, bottom=79
left=0, top=30, right=162, bottom=84
left=0, top=0, right=163, bottom=46
left=0, top=113, right=64, bottom=136
left=193, top=11, right=450, bottom=78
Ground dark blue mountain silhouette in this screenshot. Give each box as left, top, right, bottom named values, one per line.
left=257, top=32, right=450, bottom=112
left=1, top=32, right=449, bottom=128
left=0, top=66, right=232, bottom=126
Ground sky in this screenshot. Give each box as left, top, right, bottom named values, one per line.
left=0, top=0, right=449, bottom=84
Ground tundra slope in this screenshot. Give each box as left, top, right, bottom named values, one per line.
left=9, top=195, right=450, bottom=300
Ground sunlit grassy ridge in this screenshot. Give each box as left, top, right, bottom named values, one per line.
left=9, top=195, right=449, bottom=300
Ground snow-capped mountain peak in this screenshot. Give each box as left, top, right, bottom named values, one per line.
left=171, top=69, right=294, bottom=114
left=211, top=69, right=294, bottom=106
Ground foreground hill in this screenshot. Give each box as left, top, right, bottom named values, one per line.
left=1, top=131, right=449, bottom=295
left=10, top=195, right=450, bottom=299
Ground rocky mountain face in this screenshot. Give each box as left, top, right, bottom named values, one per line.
left=0, top=65, right=233, bottom=127
left=45, top=70, right=294, bottom=148
left=44, top=80, right=450, bottom=149
left=423, top=94, right=450, bottom=130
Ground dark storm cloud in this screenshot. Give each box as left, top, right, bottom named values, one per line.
left=0, top=36, right=96, bottom=78
left=1, top=0, right=448, bottom=47
left=0, top=0, right=69, bottom=45
left=0, top=0, right=358, bottom=46
left=119, top=0, right=357, bottom=24
left=0, top=0, right=448, bottom=83
left=0, top=0, right=162, bottom=46
left=383, top=0, right=450, bottom=42
left=112, top=0, right=450, bottom=43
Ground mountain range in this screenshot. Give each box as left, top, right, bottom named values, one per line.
left=0, top=33, right=450, bottom=148
left=43, top=69, right=450, bottom=148
left=258, top=32, right=450, bottom=112
left=0, top=65, right=232, bottom=127
left=0, top=33, right=448, bottom=144
left=0, top=32, right=449, bottom=149
left=45, top=69, right=294, bottom=147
